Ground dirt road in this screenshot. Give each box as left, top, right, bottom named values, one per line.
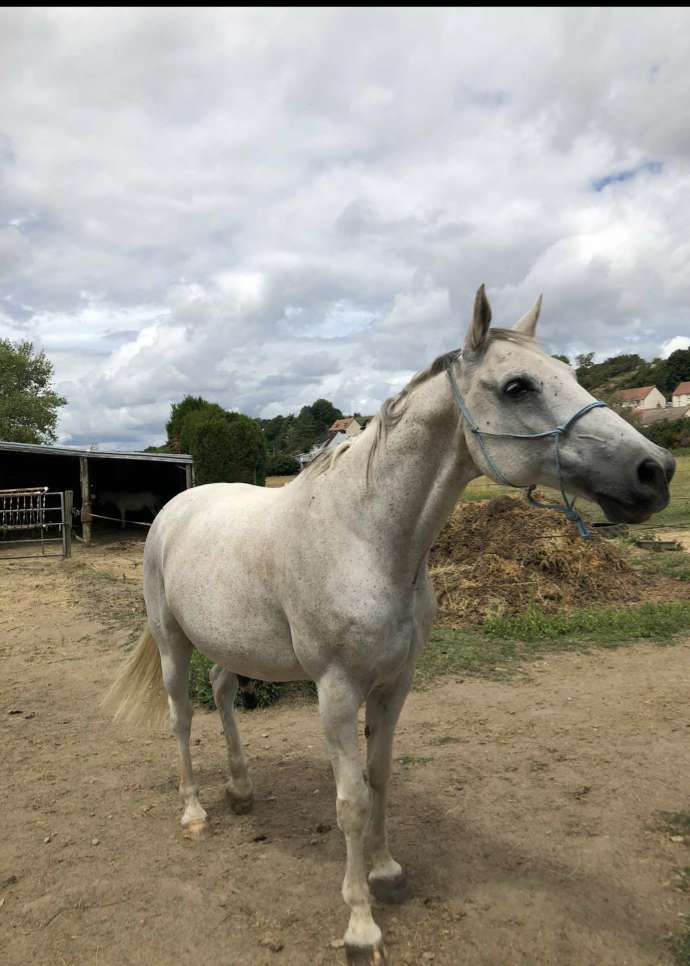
left=2, top=537, right=689, bottom=965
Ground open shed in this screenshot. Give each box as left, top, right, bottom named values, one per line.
left=0, top=441, right=194, bottom=544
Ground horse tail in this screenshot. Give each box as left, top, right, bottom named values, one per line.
left=102, top=623, right=168, bottom=728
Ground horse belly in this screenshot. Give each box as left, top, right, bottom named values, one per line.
left=166, top=573, right=306, bottom=682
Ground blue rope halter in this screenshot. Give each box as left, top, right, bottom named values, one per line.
left=445, top=354, right=608, bottom=538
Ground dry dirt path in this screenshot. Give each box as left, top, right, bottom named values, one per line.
left=1, top=538, right=689, bottom=966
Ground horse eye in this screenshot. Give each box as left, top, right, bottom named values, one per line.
left=503, top=379, right=531, bottom=398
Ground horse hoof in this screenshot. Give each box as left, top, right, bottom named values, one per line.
left=368, top=871, right=408, bottom=905
left=226, top=786, right=254, bottom=815
left=182, top=819, right=209, bottom=840
left=345, top=940, right=387, bottom=965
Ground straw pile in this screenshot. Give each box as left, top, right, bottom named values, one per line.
left=429, top=495, right=646, bottom=625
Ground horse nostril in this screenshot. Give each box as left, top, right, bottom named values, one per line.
left=637, top=458, right=664, bottom=489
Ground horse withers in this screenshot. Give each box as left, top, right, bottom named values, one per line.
left=104, top=286, right=674, bottom=964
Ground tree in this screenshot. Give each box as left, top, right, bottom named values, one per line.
left=166, top=395, right=226, bottom=453
left=310, top=398, right=343, bottom=435
left=661, top=347, right=690, bottom=395
left=551, top=354, right=570, bottom=365
left=285, top=406, right=319, bottom=454
left=266, top=452, right=300, bottom=476
left=172, top=400, right=268, bottom=486
left=575, top=351, right=595, bottom=370
left=0, top=339, right=66, bottom=443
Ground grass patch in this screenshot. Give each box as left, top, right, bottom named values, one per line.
left=630, top=545, right=690, bottom=582
left=397, top=754, right=433, bottom=767
left=189, top=649, right=215, bottom=708
left=417, top=600, right=690, bottom=684
left=484, top=601, right=690, bottom=643
left=658, top=811, right=690, bottom=837
left=669, top=919, right=690, bottom=966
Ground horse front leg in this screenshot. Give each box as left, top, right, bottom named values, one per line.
left=365, top=666, right=414, bottom=903
left=318, top=671, right=385, bottom=965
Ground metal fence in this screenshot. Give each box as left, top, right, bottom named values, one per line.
left=0, top=488, right=72, bottom=559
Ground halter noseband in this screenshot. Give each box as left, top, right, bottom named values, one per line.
left=445, top=353, right=607, bottom=539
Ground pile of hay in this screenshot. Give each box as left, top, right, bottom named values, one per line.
left=429, top=495, right=646, bottom=625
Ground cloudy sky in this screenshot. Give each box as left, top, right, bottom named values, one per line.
left=2, top=8, right=690, bottom=449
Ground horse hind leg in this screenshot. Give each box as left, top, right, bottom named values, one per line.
left=158, top=626, right=209, bottom=839
left=210, top=666, right=253, bottom=814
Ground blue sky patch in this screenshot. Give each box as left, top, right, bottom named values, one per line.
left=592, top=161, right=663, bottom=192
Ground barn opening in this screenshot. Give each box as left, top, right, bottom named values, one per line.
left=0, top=441, right=194, bottom=544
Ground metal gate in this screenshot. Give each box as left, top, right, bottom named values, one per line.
left=0, top=487, right=72, bottom=559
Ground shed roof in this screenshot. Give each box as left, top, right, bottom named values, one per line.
left=616, top=386, right=657, bottom=401
left=672, top=381, right=690, bottom=396
left=328, top=417, right=359, bottom=433
left=0, top=440, right=193, bottom=464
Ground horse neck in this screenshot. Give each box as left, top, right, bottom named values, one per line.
left=344, top=370, right=479, bottom=581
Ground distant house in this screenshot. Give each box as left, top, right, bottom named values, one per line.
left=296, top=418, right=362, bottom=470
left=616, top=386, right=666, bottom=411
left=672, top=381, right=690, bottom=408
left=328, top=417, right=362, bottom=437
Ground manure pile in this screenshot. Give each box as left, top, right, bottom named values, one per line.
left=429, top=495, right=646, bottom=625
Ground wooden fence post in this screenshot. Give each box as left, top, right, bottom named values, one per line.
left=63, top=489, right=73, bottom=558
left=79, top=456, right=91, bottom=545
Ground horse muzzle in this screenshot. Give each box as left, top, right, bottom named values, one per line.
left=595, top=452, right=675, bottom=524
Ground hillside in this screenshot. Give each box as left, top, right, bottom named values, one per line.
left=575, top=347, right=690, bottom=398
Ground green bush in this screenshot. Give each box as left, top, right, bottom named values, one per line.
left=188, top=649, right=284, bottom=710
left=266, top=451, right=300, bottom=475
left=640, top=417, right=690, bottom=451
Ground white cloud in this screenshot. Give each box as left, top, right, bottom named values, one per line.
left=0, top=9, right=689, bottom=447
left=662, top=336, right=690, bottom=358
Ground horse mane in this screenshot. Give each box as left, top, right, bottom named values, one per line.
left=299, top=328, right=535, bottom=484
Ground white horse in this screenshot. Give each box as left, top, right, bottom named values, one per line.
left=105, top=287, right=674, bottom=964
left=95, top=490, right=159, bottom=528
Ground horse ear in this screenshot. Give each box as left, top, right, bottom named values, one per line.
left=513, top=294, right=543, bottom=337
left=464, top=284, right=492, bottom=353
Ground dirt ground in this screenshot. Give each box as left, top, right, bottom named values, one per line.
left=2, top=533, right=690, bottom=966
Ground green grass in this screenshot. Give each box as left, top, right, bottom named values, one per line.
left=415, top=600, right=690, bottom=685
left=632, top=546, right=690, bottom=582
left=669, top=919, right=690, bottom=966
left=658, top=811, right=690, bottom=837
left=484, top=601, right=690, bottom=643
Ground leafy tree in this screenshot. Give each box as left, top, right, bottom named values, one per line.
left=575, top=351, right=595, bottom=370
left=285, top=405, right=319, bottom=454
left=640, top=416, right=690, bottom=450
left=310, top=398, right=343, bottom=435
left=0, top=339, right=66, bottom=443
left=166, top=395, right=226, bottom=453
left=224, top=412, right=268, bottom=485
left=660, top=347, right=690, bottom=395
left=552, top=354, right=571, bottom=365
left=174, top=403, right=267, bottom=485
left=266, top=452, right=300, bottom=476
